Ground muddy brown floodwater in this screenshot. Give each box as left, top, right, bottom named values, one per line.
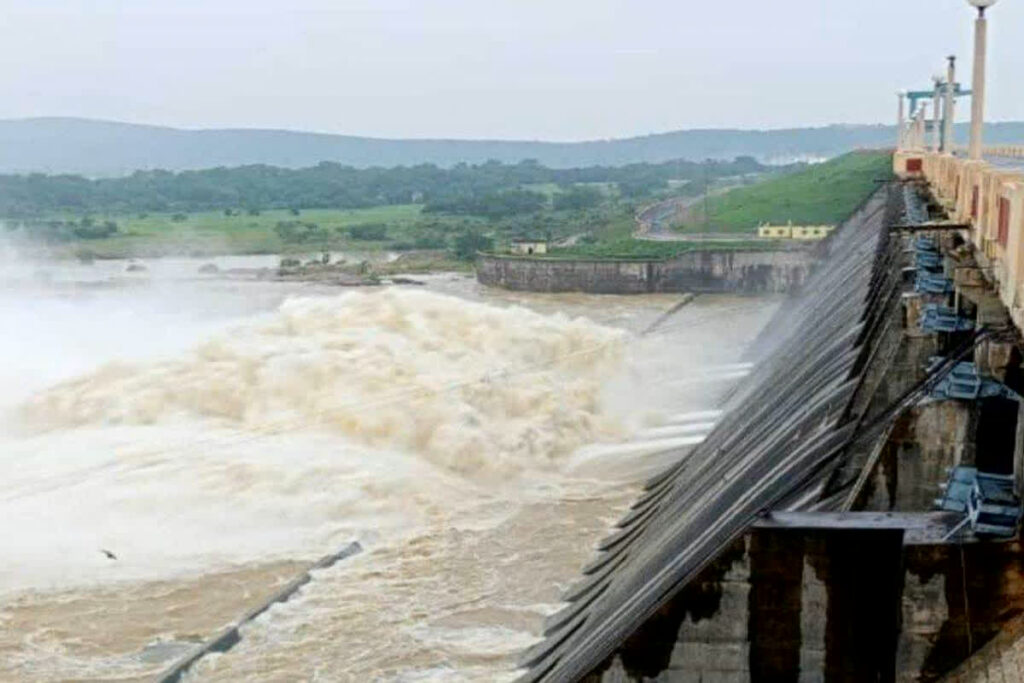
left=0, top=254, right=777, bottom=682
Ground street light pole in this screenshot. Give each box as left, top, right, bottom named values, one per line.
left=942, top=56, right=957, bottom=154
left=897, top=92, right=905, bottom=150
left=917, top=104, right=929, bottom=150
left=932, top=75, right=942, bottom=152
left=967, top=0, right=997, bottom=160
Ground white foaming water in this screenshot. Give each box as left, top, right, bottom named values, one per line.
left=0, top=257, right=779, bottom=682
left=18, top=288, right=629, bottom=475
left=663, top=409, right=724, bottom=423
left=634, top=422, right=717, bottom=438
left=2, top=288, right=632, bottom=593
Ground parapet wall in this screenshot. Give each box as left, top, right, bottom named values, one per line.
left=475, top=249, right=815, bottom=295
left=894, top=149, right=1024, bottom=332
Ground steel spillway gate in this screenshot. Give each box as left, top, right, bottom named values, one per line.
left=516, top=185, right=902, bottom=683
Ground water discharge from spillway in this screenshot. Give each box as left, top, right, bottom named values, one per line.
left=18, top=289, right=630, bottom=476
left=0, top=258, right=776, bottom=681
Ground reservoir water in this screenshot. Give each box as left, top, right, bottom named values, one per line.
left=0, top=252, right=777, bottom=681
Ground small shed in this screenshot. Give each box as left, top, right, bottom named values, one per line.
left=510, top=239, right=548, bottom=255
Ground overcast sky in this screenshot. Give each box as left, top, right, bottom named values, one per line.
left=3, top=0, right=1022, bottom=140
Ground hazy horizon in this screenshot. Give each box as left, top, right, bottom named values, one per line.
left=5, top=0, right=1023, bottom=141
left=0, top=114, right=908, bottom=142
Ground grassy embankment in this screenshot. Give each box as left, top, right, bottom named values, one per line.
left=548, top=150, right=891, bottom=260
left=546, top=204, right=775, bottom=259
left=675, top=150, right=893, bottom=233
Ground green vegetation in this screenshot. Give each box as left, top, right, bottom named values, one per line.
left=553, top=186, right=604, bottom=212
left=548, top=150, right=891, bottom=259
left=425, top=188, right=548, bottom=218
left=347, top=223, right=389, bottom=241
left=23, top=217, right=121, bottom=242
left=3, top=156, right=784, bottom=260
left=551, top=238, right=776, bottom=260
left=0, top=157, right=768, bottom=218
left=17, top=205, right=434, bottom=258
left=454, top=232, right=495, bottom=260
left=674, top=150, right=892, bottom=233
left=274, top=220, right=329, bottom=244
left=4, top=153, right=889, bottom=263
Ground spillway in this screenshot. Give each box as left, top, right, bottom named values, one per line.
left=518, top=186, right=900, bottom=682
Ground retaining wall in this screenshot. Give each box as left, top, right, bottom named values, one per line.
left=475, top=249, right=815, bottom=295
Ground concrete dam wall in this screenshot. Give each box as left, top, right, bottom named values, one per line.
left=475, top=249, right=815, bottom=295
left=517, top=186, right=1024, bottom=683
left=517, top=182, right=1024, bottom=683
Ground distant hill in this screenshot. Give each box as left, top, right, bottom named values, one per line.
left=3, top=117, right=1024, bottom=176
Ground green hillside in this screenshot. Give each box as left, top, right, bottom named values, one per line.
left=677, top=150, right=892, bottom=233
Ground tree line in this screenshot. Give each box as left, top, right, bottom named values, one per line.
left=0, top=157, right=773, bottom=218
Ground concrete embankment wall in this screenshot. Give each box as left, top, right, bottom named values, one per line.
left=476, top=249, right=815, bottom=295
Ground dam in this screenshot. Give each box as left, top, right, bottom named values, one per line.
left=514, top=141, right=1024, bottom=679
left=4, top=4, right=1024, bottom=682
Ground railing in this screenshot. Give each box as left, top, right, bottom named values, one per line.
left=952, top=144, right=1024, bottom=159
left=985, top=145, right=1024, bottom=159
left=893, top=149, right=1024, bottom=329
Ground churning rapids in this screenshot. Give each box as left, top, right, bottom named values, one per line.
left=0, top=253, right=777, bottom=681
